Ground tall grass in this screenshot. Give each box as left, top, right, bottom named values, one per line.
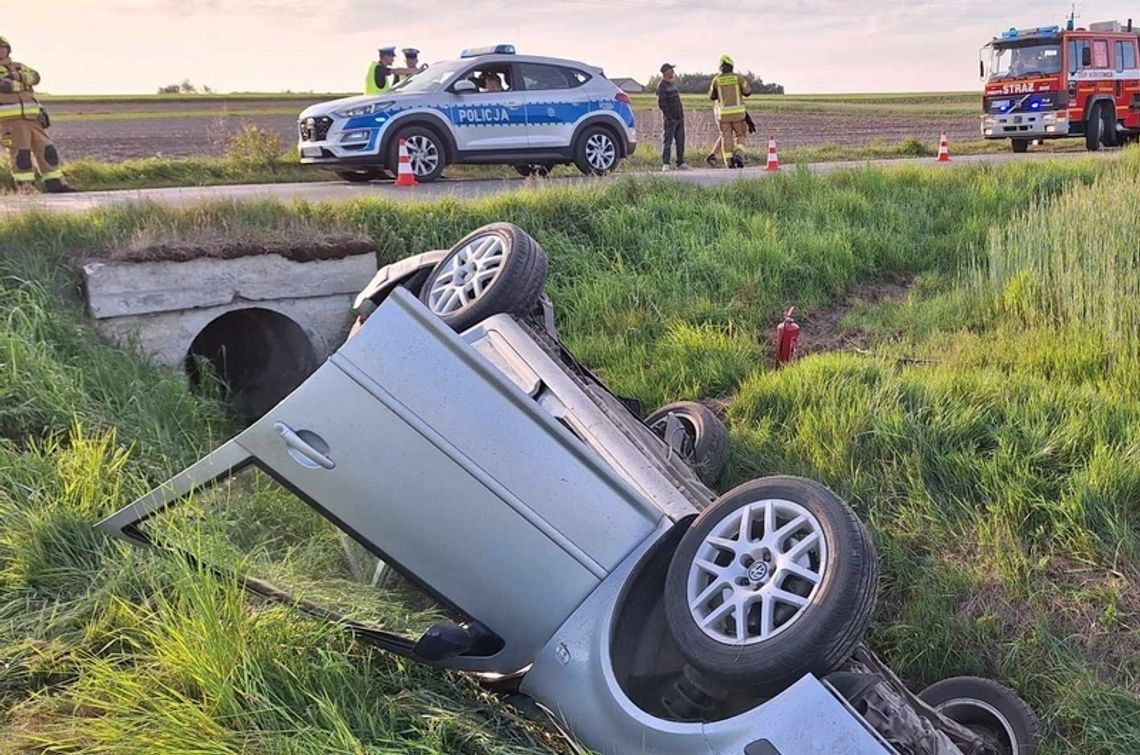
left=2, top=156, right=1138, bottom=753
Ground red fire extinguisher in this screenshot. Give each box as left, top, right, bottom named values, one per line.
left=774, top=307, right=800, bottom=367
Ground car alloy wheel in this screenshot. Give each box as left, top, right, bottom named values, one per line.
left=586, top=133, right=616, bottom=171
left=405, top=134, right=441, bottom=177
left=425, top=233, right=508, bottom=315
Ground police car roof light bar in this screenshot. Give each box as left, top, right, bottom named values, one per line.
left=460, top=44, right=516, bottom=58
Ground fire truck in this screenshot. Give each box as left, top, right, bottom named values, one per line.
left=981, top=19, right=1140, bottom=152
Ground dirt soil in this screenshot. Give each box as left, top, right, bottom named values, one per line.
left=44, top=98, right=983, bottom=162
left=793, top=278, right=913, bottom=356
left=104, top=231, right=375, bottom=263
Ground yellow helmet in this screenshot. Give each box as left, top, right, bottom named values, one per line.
left=719, top=54, right=734, bottom=66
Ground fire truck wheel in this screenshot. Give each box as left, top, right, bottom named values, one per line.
left=1102, top=106, right=1120, bottom=148
left=1011, top=139, right=1029, bottom=154
left=645, top=401, right=731, bottom=486
left=664, top=476, right=879, bottom=696
left=1086, top=103, right=1104, bottom=152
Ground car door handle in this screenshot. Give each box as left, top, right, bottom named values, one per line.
left=274, top=422, right=335, bottom=470
left=505, top=100, right=522, bottom=107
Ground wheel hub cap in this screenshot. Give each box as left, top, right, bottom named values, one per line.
left=426, top=234, right=507, bottom=315
left=687, top=498, right=828, bottom=645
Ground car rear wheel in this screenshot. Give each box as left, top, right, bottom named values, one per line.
left=419, top=222, right=549, bottom=333
left=574, top=126, right=620, bottom=175
left=388, top=126, right=446, bottom=182
left=513, top=164, right=551, bottom=178
left=919, top=677, right=1041, bottom=755
left=664, top=476, right=878, bottom=696
left=646, top=401, right=730, bottom=486
left=335, top=168, right=384, bottom=183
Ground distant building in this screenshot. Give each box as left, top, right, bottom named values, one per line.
left=609, top=77, right=645, bottom=93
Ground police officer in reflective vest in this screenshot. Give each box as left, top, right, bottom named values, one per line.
left=708, top=54, right=752, bottom=169
left=365, top=46, right=398, bottom=95
left=0, top=35, right=74, bottom=193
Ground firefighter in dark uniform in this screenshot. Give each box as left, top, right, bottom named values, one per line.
left=708, top=54, right=752, bottom=169
left=0, top=35, right=75, bottom=193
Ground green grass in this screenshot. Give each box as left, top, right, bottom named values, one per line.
left=2, top=155, right=1139, bottom=752
left=629, top=90, right=981, bottom=116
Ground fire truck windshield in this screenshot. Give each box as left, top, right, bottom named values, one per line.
left=985, top=42, right=1063, bottom=79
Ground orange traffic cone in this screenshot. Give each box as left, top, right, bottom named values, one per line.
left=395, top=139, right=418, bottom=186
left=936, top=132, right=951, bottom=162
left=766, top=134, right=780, bottom=172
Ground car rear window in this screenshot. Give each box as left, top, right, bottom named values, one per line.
left=520, top=63, right=590, bottom=91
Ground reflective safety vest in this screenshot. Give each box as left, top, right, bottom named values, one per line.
left=0, top=59, right=42, bottom=121
left=709, top=72, right=750, bottom=119
left=364, top=61, right=392, bottom=95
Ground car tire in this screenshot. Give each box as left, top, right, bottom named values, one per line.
left=419, top=222, right=549, bottom=333
left=335, top=168, right=383, bottom=183
left=574, top=126, right=621, bottom=175
left=388, top=125, right=446, bottom=183
left=513, top=164, right=551, bottom=178
left=1011, top=139, right=1029, bottom=154
left=919, top=677, right=1041, bottom=755
left=1102, top=104, right=1120, bottom=148
left=645, top=401, right=730, bottom=486
left=1086, top=103, right=1104, bottom=151
left=664, top=476, right=878, bottom=696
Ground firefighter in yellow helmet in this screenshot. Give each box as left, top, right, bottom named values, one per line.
left=708, top=54, right=752, bottom=169
left=0, top=35, right=74, bottom=193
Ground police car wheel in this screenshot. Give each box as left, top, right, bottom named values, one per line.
left=419, top=222, right=549, bottom=333
left=663, top=476, right=878, bottom=696
left=574, top=126, right=620, bottom=175
left=389, top=126, right=446, bottom=182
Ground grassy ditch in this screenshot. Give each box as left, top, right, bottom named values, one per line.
left=1, top=155, right=1138, bottom=753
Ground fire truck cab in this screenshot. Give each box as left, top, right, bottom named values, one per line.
left=981, top=20, right=1140, bottom=152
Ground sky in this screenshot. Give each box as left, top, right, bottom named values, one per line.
left=12, top=1, right=1140, bottom=95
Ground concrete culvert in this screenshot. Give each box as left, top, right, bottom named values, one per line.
left=186, top=307, right=317, bottom=420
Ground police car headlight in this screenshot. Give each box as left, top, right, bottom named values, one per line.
left=338, top=101, right=391, bottom=118
left=340, top=130, right=371, bottom=142
left=983, top=116, right=998, bottom=127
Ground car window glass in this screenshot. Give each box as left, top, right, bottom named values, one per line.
left=1094, top=40, right=1110, bottom=68
left=519, top=63, right=573, bottom=91
left=1124, top=41, right=1138, bottom=69
left=567, top=68, right=591, bottom=86
left=461, top=64, right=513, bottom=93
left=134, top=465, right=449, bottom=639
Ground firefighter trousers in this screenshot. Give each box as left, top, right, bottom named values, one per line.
left=718, top=116, right=747, bottom=164
left=2, top=116, right=62, bottom=186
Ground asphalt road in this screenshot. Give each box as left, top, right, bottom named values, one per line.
left=0, top=151, right=1107, bottom=216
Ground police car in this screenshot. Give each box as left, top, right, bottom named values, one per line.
left=297, top=45, right=637, bottom=183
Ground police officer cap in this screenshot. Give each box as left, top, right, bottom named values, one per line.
left=378, top=46, right=396, bottom=56
left=659, top=62, right=675, bottom=73
left=0, top=36, right=10, bottom=49
left=402, top=48, right=419, bottom=57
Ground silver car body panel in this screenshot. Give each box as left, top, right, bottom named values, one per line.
left=352, top=249, right=447, bottom=311
left=100, top=289, right=663, bottom=673
left=520, top=522, right=894, bottom=755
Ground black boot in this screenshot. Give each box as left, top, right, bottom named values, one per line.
left=44, top=178, right=77, bottom=193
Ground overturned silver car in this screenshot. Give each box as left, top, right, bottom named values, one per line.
left=99, top=223, right=1040, bottom=755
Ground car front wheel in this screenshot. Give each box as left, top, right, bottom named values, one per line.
left=574, top=126, right=621, bottom=175
left=389, top=126, right=446, bottom=182
left=664, top=476, right=878, bottom=696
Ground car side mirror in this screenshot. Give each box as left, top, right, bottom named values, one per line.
left=1082, top=48, right=1092, bottom=67
left=453, top=80, right=477, bottom=94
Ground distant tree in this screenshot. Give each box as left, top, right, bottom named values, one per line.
left=179, top=78, right=197, bottom=94
left=645, top=70, right=784, bottom=95
left=202, top=84, right=213, bottom=94
left=157, top=83, right=181, bottom=94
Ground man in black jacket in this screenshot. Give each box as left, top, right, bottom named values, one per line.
left=656, top=63, right=686, bottom=171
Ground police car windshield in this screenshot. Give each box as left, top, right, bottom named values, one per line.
left=987, top=42, right=1062, bottom=79
left=390, top=62, right=457, bottom=93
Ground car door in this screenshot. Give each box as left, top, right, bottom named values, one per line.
left=519, top=62, right=594, bottom=148
left=447, top=62, right=529, bottom=152
left=98, top=289, right=661, bottom=673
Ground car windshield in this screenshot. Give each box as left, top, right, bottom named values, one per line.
left=985, top=42, right=1063, bottom=79
left=390, top=61, right=458, bottom=93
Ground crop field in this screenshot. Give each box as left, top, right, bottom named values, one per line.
left=39, top=91, right=985, bottom=163
left=2, top=155, right=1139, bottom=753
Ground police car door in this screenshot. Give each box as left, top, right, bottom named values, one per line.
left=449, top=62, right=529, bottom=151
left=519, top=62, right=591, bottom=148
